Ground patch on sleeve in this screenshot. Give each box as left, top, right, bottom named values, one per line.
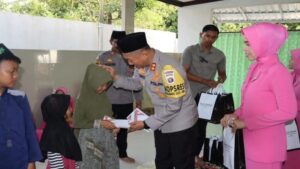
left=7, top=89, right=25, bottom=97
left=161, top=65, right=186, bottom=98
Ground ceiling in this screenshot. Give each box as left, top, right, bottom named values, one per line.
left=158, top=0, right=222, bottom=7
left=213, top=3, right=300, bottom=23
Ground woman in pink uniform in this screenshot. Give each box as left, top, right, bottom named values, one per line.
left=283, top=48, right=300, bottom=169
left=221, top=22, right=297, bottom=169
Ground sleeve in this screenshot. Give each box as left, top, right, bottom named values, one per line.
left=235, top=108, right=241, bottom=117
left=133, top=89, right=143, bottom=101
left=145, top=64, right=186, bottom=130
left=114, top=68, right=143, bottom=91
left=245, top=70, right=297, bottom=130
left=181, top=46, right=192, bottom=66
left=22, top=95, right=42, bottom=162
left=217, top=52, right=226, bottom=71
left=97, top=51, right=107, bottom=63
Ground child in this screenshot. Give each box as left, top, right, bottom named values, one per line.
left=73, top=63, right=119, bottom=169
left=0, top=43, right=42, bottom=169
left=39, top=86, right=75, bottom=129
left=39, top=94, right=82, bottom=169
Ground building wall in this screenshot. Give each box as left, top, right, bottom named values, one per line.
left=178, top=0, right=300, bottom=52
left=0, top=11, right=177, bottom=52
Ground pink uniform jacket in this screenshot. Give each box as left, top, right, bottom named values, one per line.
left=283, top=48, right=300, bottom=169
left=236, top=23, right=297, bottom=163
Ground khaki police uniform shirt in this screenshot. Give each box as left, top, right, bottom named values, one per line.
left=114, top=50, right=198, bottom=133
left=181, top=43, right=226, bottom=97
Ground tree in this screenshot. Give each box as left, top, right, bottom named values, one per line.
left=1, top=0, right=177, bottom=32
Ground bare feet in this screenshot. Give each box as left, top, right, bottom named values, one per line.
left=120, top=156, right=135, bottom=163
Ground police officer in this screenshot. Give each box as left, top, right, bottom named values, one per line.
left=97, top=30, right=143, bottom=163
left=101, top=32, right=198, bottom=169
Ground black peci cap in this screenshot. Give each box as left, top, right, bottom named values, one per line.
left=110, top=31, right=126, bottom=41
left=117, top=32, right=149, bottom=53
left=0, top=43, right=21, bottom=63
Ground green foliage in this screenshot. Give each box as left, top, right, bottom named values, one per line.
left=283, top=23, right=300, bottom=31
left=1, top=0, right=177, bottom=33
left=220, top=22, right=300, bottom=32
left=219, top=23, right=251, bottom=32
left=0, top=0, right=7, bottom=10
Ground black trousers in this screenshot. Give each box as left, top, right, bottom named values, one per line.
left=154, top=124, right=197, bottom=169
left=194, top=94, right=208, bottom=156
left=112, top=103, right=133, bottom=158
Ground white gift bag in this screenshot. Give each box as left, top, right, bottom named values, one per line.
left=197, top=84, right=225, bottom=120
left=223, top=127, right=235, bottom=169
left=285, top=120, right=300, bottom=151
left=197, top=93, right=218, bottom=120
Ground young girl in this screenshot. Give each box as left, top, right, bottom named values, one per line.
left=0, top=43, right=42, bottom=169
left=73, top=63, right=119, bottom=169
left=40, top=94, right=82, bottom=169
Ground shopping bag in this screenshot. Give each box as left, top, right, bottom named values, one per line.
left=285, top=120, right=300, bottom=151
left=197, top=92, right=234, bottom=124
left=203, top=136, right=223, bottom=166
left=223, top=128, right=246, bottom=169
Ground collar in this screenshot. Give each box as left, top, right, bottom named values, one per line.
left=198, top=44, right=213, bottom=54
left=0, top=88, right=7, bottom=97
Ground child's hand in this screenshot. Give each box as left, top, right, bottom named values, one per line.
left=101, top=120, right=116, bottom=130
left=112, top=128, right=120, bottom=136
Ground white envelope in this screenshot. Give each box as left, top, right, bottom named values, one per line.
left=111, top=119, right=130, bottom=128
left=127, top=108, right=149, bottom=124
left=103, top=116, right=129, bottom=128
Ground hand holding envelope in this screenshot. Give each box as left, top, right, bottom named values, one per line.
left=109, top=108, right=149, bottom=131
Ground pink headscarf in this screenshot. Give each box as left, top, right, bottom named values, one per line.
left=291, top=49, right=300, bottom=100
left=238, top=23, right=288, bottom=115
left=242, top=22, right=288, bottom=63
left=53, top=86, right=69, bottom=94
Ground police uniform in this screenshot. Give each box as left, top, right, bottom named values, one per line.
left=115, top=32, right=198, bottom=169
left=97, top=30, right=143, bottom=158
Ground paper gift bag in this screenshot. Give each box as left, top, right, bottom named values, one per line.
left=203, top=136, right=223, bottom=166
left=198, top=92, right=235, bottom=124
left=285, top=120, right=300, bottom=151
left=223, top=128, right=246, bottom=169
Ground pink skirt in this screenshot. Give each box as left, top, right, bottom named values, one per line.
left=247, top=159, right=282, bottom=169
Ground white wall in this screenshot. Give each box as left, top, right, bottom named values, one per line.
left=178, top=0, right=300, bottom=52
left=0, top=11, right=177, bottom=52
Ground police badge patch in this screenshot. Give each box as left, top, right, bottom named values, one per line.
left=164, top=70, right=175, bottom=84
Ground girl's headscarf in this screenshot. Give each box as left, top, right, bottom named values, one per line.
left=53, top=86, right=75, bottom=112
left=53, top=87, right=69, bottom=94
left=40, top=94, right=82, bottom=161
left=41, top=94, right=70, bottom=124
